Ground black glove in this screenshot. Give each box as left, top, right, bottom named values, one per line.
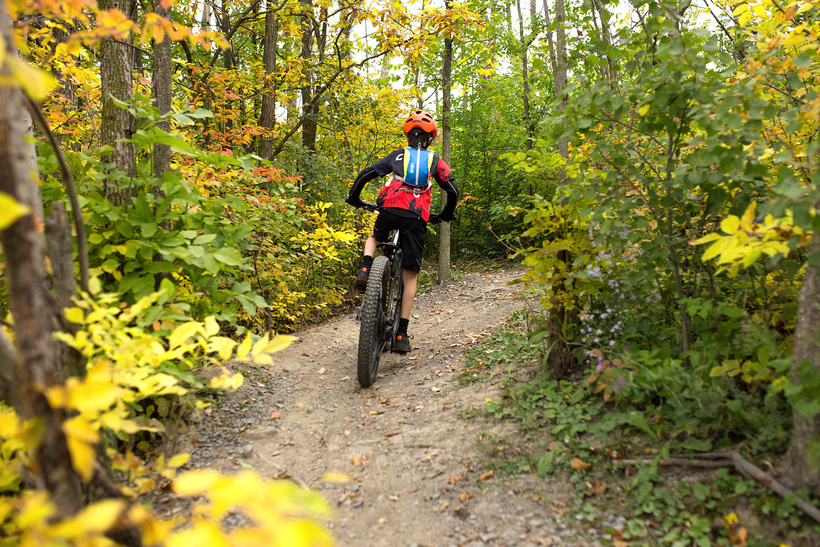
left=345, top=195, right=363, bottom=208
left=428, top=212, right=456, bottom=224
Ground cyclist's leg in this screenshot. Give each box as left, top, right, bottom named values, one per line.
left=400, top=269, right=417, bottom=320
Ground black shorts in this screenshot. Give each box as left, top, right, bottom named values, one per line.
left=372, top=209, right=427, bottom=273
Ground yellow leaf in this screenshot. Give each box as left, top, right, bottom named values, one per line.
left=751, top=4, right=767, bottom=18
left=322, top=471, right=352, bottom=483
left=721, top=216, right=741, bottom=235
left=265, top=334, right=297, bottom=354
left=0, top=191, right=31, bottom=230
left=88, top=277, right=102, bottom=295
left=210, top=372, right=243, bottom=391
left=740, top=203, right=757, bottom=229
left=236, top=334, right=252, bottom=359
left=51, top=499, right=127, bottom=537
left=209, top=336, right=236, bottom=360
left=638, top=104, right=650, bottom=116
left=204, top=315, right=219, bottom=336
left=65, top=307, right=85, bottom=324
left=173, top=469, right=221, bottom=495
left=168, top=453, right=190, bottom=468
left=701, top=236, right=732, bottom=262
left=64, top=418, right=99, bottom=482
left=7, top=57, right=57, bottom=101
left=796, top=2, right=813, bottom=13
left=251, top=333, right=270, bottom=357
left=739, top=9, right=753, bottom=26
left=742, top=248, right=762, bottom=267
left=570, top=458, right=592, bottom=471
left=68, top=380, right=123, bottom=415
left=169, top=321, right=201, bottom=349
left=168, top=521, right=230, bottom=547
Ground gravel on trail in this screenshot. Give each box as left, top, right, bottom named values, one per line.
left=176, top=270, right=620, bottom=547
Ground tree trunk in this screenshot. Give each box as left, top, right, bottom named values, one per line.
left=299, top=0, right=316, bottom=151
left=782, top=232, right=820, bottom=497
left=153, top=0, right=172, bottom=178
left=0, top=5, right=83, bottom=515
left=257, top=0, right=279, bottom=160
left=99, top=0, right=137, bottom=206
left=438, top=2, right=453, bottom=283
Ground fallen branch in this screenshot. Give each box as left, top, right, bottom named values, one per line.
left=614, top=458, right=733, bottom=468
left=727, top=450, right=820, bottom=525
left=613, top=450, right=820, bottom=525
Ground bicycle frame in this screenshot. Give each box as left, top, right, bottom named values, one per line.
left=376, top=230, right=403, bottom=348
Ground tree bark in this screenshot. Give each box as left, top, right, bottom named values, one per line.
left=99, top=0, right=137, bottom=205
left=439, top=2, right=453, bottom=283
left=0, top=5, right=83, bottom=515
left=152, top=0, right=173, bottom=178
left=257, top=0, right=279, bottom=160
left=782, top=232, right=820, bottom=497
left=299, top=0, right=316, bottom=151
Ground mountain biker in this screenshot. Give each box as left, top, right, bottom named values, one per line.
left=345, top=109, right=460, bottom=353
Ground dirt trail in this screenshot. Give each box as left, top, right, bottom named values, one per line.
left=180, top=270, right=612, bottom=547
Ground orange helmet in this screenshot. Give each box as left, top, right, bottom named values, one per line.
left=403, top=110, right=437, bottom=139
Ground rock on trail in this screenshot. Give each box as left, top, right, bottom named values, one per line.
left=178, top=270, right=614, bottom=547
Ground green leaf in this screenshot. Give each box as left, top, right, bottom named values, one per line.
left=212, top=247, right=243, bottom=266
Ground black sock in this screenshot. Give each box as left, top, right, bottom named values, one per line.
left=362, top=255, right=373, bottom=269
left=398, top=318, right=409, bottom=334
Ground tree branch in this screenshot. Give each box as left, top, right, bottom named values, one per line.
left=24, top=97, right=90, bottom=293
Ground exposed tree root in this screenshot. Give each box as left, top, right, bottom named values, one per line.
left=613, top=450, right=820, bottom=525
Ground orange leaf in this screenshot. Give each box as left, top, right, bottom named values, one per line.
left=458, top=492, right=474, bottom=502
left=570, top=458, right=592, bottom=471
left=448, top=475, right=461, bottom=485
left=479, top=470, right=494, bottom=480
left=352, top=455, right=362, bottom=466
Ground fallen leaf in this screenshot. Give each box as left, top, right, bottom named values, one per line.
left=440, top=501, right=449, bottom=511
left=385, top=431, right=399, bottom=438
left=479, top=470, right=494, bottom=481
left=269, top=410, right=281, bottom=420
left=283, top=437, right=293, bottom=446
left=449, top=476, right=461, bottom=485
left=369, top=410, right=384, bottom=415
left=352, top=455, right=362, bottom=466
left=337, top=492, right=348, bottom=505
left=570, top=458, right=592, bottom=472
left=296, top=403, right=305, bottom=408
left=340, top=376, right=350, bottom=381
left=318, top=367, right=326, bottom=374
left=323, top=471, right=352, bottom=483
left=458, top=492, right=474, bottom=502
left=421, top=452, right=439, bottom=462
left=529, top=537, right=553, bottom=546
left=387, top=494, right=398, bottom=501
left=256, top=381, right=266, bottom=387
left=531, top=495, right=542, bottom=502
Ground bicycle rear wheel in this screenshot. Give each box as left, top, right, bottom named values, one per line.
left=357, top=256, right=390, bottom=387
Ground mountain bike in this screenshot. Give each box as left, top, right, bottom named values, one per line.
left=353, top=202, right=404, bottom=387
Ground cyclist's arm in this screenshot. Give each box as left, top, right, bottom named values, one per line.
left=348, top=151, right=400, bottom=204
left=433, top=158, right=460, bottom=220
left=348, top=166, right=379, bottom=204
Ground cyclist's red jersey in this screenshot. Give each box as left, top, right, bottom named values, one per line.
left=362, top=148, right=456, bottom=222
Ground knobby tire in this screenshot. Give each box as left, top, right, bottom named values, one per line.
left=357, top=256, right=390, bottom=387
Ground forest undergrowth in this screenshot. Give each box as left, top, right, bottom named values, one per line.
left=460, top=308, right=820, bottom=547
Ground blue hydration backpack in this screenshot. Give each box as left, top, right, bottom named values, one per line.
left=402, top=147, right=436, bottom=188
